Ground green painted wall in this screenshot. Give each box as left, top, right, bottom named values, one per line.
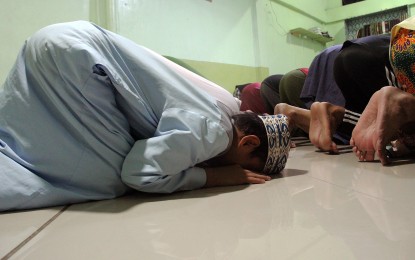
left=0, top=0, right=91, bottom=86
left=0, top=0, right=328, bottom=91
left=182, top=59, right=269, bottom=92
left=256, top=0, right=328, bottom=76
left=1, top=0, right=414, bottom=92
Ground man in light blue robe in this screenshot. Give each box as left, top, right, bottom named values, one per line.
left=0, top=21, right=290, bottom=211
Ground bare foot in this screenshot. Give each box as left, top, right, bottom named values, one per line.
left=309, top=102, right=345, bottom=152
left=350, top=86, right=415, bottom=164
left=274, top=103, right=311, bottom=134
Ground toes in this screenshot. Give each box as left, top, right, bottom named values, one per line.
left=352, top=146, right=359, bottom=157
left=364, top=151, right=376, bottom=161
left=357, top=150, right=366, bottom=161
left=350, top=138, right=355, bottom=146
left=355, top=149, right=376, bottom=162
left=377, top=149, right=390, bottom=165
left=330, top=141, right=338, bottom=153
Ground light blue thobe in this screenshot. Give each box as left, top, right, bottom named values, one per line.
left=0, top=21, right=240, bottom=211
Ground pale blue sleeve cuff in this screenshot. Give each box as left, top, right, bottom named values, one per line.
left=180, top=167, right=207, bottom=190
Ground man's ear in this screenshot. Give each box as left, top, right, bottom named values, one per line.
left=238, top=135, right=261, bottom=151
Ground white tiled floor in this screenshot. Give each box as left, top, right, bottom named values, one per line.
left=2, top=141, right=415, bottom=260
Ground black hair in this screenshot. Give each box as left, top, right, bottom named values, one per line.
left=231, top=112, right=268, bottom=162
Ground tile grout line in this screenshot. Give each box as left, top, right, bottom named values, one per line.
left=2, top=205, right=70, bottom=260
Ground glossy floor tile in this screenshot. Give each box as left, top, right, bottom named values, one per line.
left=0, top=206, right=64, bottom=259
left=2, top=142, right=415, bottom=259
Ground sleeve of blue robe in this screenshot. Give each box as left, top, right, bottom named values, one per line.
left=121, top=107, right=230, bottom=193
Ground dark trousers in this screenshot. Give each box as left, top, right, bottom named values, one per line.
left=333, top=42, right=392, bottom=139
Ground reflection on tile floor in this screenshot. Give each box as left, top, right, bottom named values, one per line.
left=1, top=141, right=415, bottom=259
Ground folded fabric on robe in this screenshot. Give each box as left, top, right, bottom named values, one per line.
left=0, top=21, right=240, bottom=211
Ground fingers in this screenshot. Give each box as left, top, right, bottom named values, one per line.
left=246, top=172, right=271, bottom=184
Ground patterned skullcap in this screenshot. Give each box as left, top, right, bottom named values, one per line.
left=258, top=114, right=291, bottom=174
